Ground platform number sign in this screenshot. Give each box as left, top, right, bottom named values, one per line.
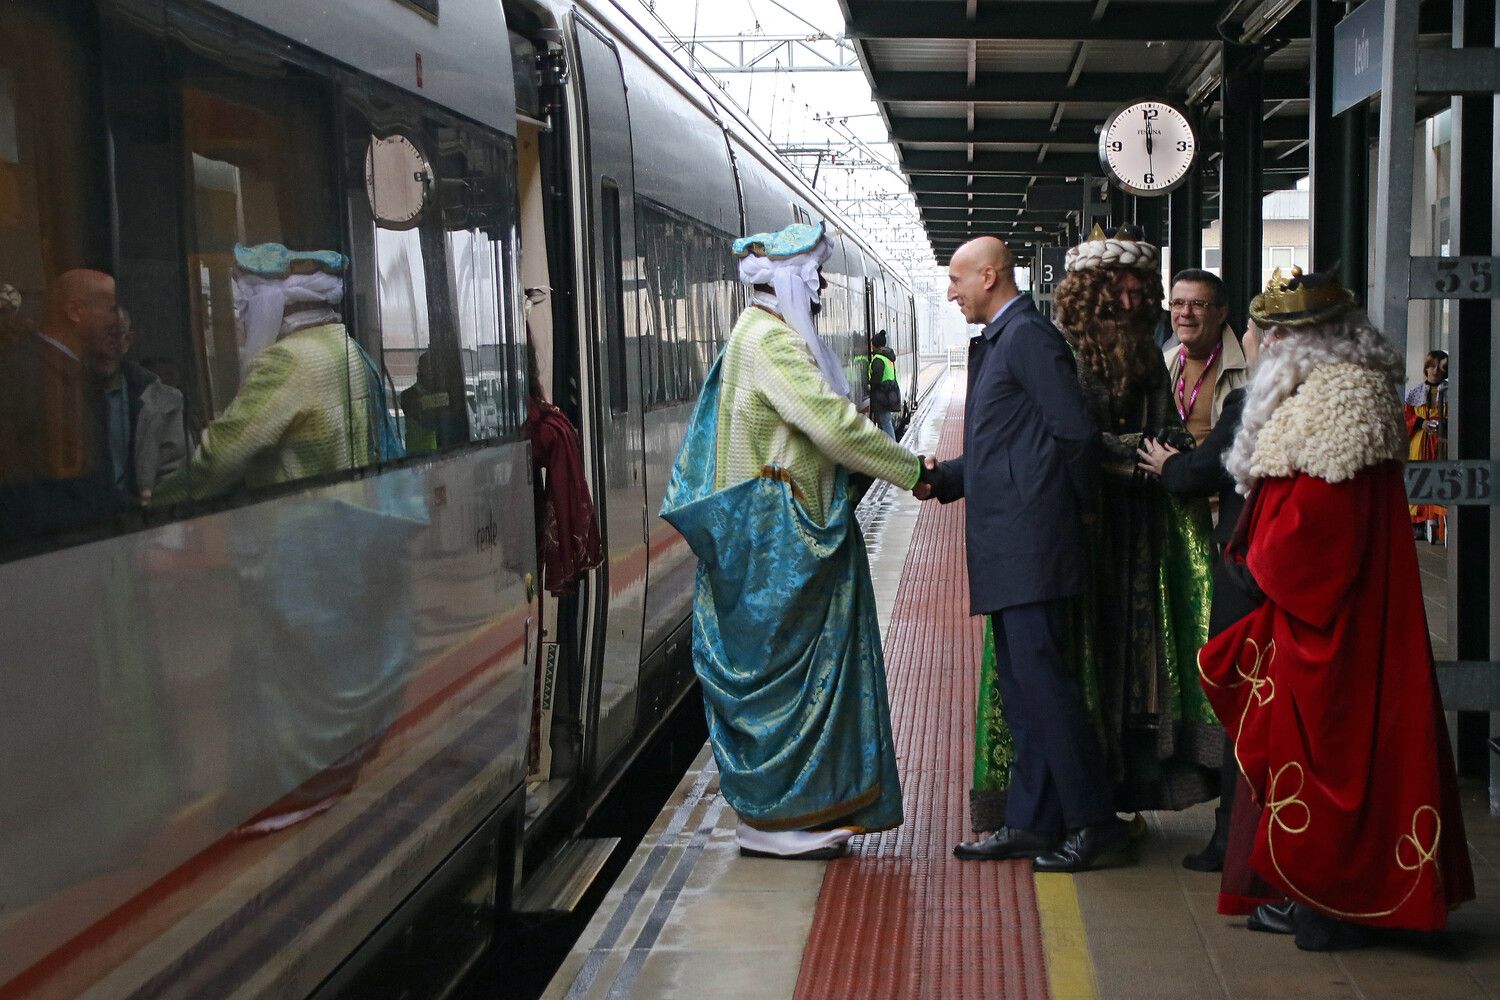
left=1409, top=257, right=1499, bottom=299
left=1405, top=462, right=1498, bottom=506
left=1037, top=247, right=1067, bottom=288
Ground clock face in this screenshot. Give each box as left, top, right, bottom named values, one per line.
left=1099, top=101, right=1197, bottom=197
left=365, top=134, right=432, bottom=230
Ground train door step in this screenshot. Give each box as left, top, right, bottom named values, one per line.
left=513, top=836, right=620, bottom=914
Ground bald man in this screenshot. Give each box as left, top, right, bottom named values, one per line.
left=925, top=238, right=1119, bottom=867
left=0, top=269, right=126, bottom=545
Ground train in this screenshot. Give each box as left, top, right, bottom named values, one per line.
left=0, top=0, right=920, bottom=997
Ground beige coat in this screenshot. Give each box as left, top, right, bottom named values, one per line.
left=1163, top=325, right=1249, bottom=429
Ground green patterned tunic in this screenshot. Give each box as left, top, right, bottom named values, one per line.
left=154, top=323, right=374, bottom=502
left=717, top=305, right=920, bottom=524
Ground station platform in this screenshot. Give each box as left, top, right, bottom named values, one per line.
left=544, top=377, right=1500, bottom=1000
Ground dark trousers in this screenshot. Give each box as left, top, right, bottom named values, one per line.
left=990, top=600, right=1113, bottom=835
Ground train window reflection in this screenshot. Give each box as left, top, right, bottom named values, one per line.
left=0, top=1, right=115, bottom=551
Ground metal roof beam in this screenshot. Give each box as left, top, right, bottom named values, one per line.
left=908, top=175, right=1034, bottom=194
left=902, top=149, right=1099, bottom=175
left=873, top=70, right=1167, bottom=104
left=915, top=192, right=1027, bottom=207
left=889, top=118, right=1100, bottom=145
left=847, top=2, right=1224, bottom=41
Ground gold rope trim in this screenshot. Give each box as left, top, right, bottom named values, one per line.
left=1198, top=638, right=1276, bottom=789
left=1264, top=761, right=1443, bottom=920
left=759, top=465, right=807, bottom=503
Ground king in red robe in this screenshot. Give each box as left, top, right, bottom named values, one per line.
left=1199, top=270, right=1474, bottom=948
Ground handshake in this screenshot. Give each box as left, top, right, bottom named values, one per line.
left=913, top=455, right=941, bottom=501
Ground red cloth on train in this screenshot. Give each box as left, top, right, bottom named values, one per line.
left=527, top=397, right=602, bottom=594
left=1199, top=462, right=1474, bottom=930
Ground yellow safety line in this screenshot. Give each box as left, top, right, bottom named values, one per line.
left=1033, top=873, right=1099, bottom=1000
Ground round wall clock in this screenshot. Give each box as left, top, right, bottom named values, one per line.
left=365, top=134, right=432, bottom=230
left=1098, top=101, right=1197, bottom=197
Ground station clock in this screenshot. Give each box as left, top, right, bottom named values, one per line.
left=1098, top=101, right=1197, bottom=197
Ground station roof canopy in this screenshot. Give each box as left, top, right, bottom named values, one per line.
left=835, top=0, right=1353, bottom=261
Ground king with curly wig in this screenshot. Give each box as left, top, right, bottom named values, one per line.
left=1053, top=258, right=1165, bottom=406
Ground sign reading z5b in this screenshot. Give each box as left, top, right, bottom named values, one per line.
left=1406, top=461, right=1498, bottom=506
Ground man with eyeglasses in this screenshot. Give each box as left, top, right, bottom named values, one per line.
left=1161, top=269, right=1248, bottom=445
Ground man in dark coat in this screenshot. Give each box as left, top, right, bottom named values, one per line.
left=920, top=236, right=1126, bottom=870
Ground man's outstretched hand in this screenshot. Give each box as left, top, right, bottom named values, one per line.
left=913, top=455, right=939, bottom=500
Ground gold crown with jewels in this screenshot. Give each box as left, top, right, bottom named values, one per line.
left=1248, top=266, right=1356, bottom=327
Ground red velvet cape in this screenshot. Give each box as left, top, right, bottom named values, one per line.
left=1199, top=462, right=1474, bottom=930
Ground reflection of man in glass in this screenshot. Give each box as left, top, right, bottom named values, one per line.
left=398, top=350, right=461, bottom=454
left=0, top=269, right=126, bottom=543
left=92, top=307, right=188, bottom=502
left=153, top=244, right=396, bottom=503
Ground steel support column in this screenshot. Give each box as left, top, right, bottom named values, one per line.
left=1370, top=0, right=1422, bottom=356
left=1168, top=166, right=1203, bottom=276
left=1448, top=0, right=1499, bottom=795
left=1309, top=0, right=1359, bottom=273
left=1132, top=194, right=1166, bottom=250
left=1220, top=43, right=1264, bottom=334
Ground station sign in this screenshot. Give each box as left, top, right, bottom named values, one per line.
left=1334, top=0, right=1384, bottom=115
left=1405, top=461, right=1499, bottom=506
left=1036, top=247, right=1068, bottom=288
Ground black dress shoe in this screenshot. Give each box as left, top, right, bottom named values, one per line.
left=953, top=827, right=1057, bottom=861
left=1247, top=899, right=1297, bottom=935
left=1031, top=820, right=1132, bottom=873
left=1294, top=905, right=1372, bottom=952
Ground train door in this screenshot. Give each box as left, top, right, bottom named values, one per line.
left=570, top=17, right=647, bottom=775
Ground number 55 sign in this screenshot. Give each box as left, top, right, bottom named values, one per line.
left=1409, top=256, right=1499, bottom=299
left=1406, top=461, right=1498, bottom=506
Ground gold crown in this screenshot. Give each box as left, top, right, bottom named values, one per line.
left=1248, top=266, right=1355, bottom=327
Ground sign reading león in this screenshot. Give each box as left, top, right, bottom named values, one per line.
left=1334, top=0, right=1384, bottom=115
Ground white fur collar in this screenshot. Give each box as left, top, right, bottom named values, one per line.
left=1248, top=362, right=1407, bottom=484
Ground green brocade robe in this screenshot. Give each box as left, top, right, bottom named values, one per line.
left=971, top=357, right=1219, bottom=830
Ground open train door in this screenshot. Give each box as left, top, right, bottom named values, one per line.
left=570, top=15, right=648, bottom=778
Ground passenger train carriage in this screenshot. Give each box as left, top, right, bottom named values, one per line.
left=0, top=1, right=918, bottom=996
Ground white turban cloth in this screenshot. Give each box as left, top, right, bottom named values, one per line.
left=736, top=237, right=849, bottom=398
left=231, top=270, right=346, bottom=382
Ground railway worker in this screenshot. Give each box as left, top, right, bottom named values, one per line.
left=661, top=220, right=932, bottom=860
left=919, top=236, right=1124, bottom=873
left=868, top=329, right=900, bottom=438
left=1200, top=269, right=1474, bottom=950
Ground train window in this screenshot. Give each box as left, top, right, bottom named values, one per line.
left=600, top=180, right=627, bottom=413
left=637, top=200, right=734, bottom=406
left=0, top=1, right=121, bottom=553
left=344, top=93, right=524, bottom=453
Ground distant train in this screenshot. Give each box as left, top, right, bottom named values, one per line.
left=0, top=1, right=918, bottom=997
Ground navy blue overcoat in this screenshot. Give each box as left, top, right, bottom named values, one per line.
left=934, top=295, right=1100, bottom=615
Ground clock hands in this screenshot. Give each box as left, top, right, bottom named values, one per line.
left=1143, top=108, right=1154, bottom=186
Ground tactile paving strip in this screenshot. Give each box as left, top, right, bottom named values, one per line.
left=794, top=388, right=1051, bottom=1000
